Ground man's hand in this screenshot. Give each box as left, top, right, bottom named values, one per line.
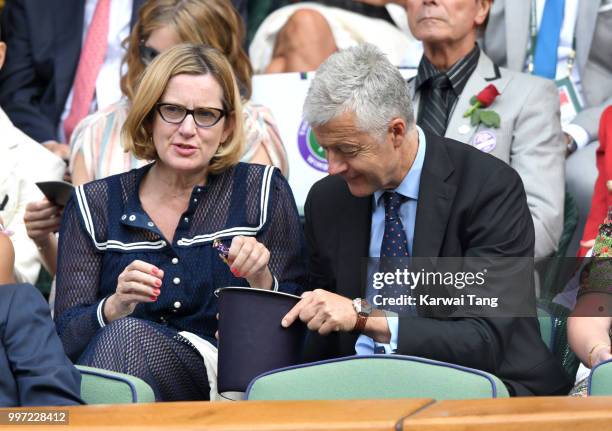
left=42, top=140, right=71, bottom=181
left=281, top=289, right=357, bottom=335
left=24, top=199, right=63, bottom=246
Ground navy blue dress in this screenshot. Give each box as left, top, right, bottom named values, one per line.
left=55, top=163, right=306, bottom=401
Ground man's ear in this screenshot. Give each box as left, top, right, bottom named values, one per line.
left=0, top=42, right=6, bottom=70
left=389, top=117, right=407, bottom=148
left=475, top=0, right=493, bottom=27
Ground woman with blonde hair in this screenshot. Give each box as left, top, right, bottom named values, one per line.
left=69, top=0, right=288, bottom=184
left=54, top=44, right=305, bottom=401
left=25, top=0, right=289, bottom=280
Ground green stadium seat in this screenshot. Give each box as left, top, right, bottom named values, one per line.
left=77, top=365, right=155, bottom=404
left=588, top=359, right=612, bottom=396
left=246, top=355, right=509, bottom=401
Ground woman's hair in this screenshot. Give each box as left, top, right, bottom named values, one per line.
left=123, top=43, right=245, bottom=174
left=121, top=0, right=252, bottom=101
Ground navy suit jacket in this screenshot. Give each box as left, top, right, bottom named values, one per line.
left=0, top=0, right=144, bottom=143
left=0, top=283, right=83, bottom=407
left=302, top=131, right=572, bottom=396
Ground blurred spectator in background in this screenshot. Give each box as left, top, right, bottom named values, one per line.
left=0, top=26, right=65, bottom=284
left=567, top=206, right=612, bottom=396
left=0, top=0, right=144, bottom=161
left=482, top=0, right=612, bottom=256
left=579, top=106, right=612, bottom=255
left=407, top=0, right=564, bottom=258
left=249, top=0, right=422, bottom=73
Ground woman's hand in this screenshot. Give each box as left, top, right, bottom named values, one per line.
left=228, top=236, right=273, bottom=289
left=23, top=199, right=63, bottom=248
left=104, top=260, right=164, bottom=322
left=0, top=215, right=10, bottom=235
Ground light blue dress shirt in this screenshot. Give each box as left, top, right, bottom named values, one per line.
left=355, top=126, right=426, bottom=355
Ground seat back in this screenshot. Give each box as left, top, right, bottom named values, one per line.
left=588, top=359, right=612, bottom=396
left=540, top=191, right=579, bottom=303
left=246, top=355, right=509, bottom=401
left=536, top=302, right=581, bottom=379
left=77, top=365, right=155, bottom=404
left=537, top=307, right=554, bottom=350
left=535, top=192, right=581, bottom=379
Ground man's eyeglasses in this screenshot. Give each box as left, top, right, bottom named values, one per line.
left=140, top=44, right=160, bottom=65
left=156, top=103, right=227, bottom=128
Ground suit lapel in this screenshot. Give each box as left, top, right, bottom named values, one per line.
left=409, top=76, right=420, bottom=114
left=506, top=0, right=530, bottom=71
left=412, top=133, right=456, bottom=257
left=445, top=53, right=511, bottom=144
left=337, top=192, right=371, bottom=298
left=575, top=0, right=600, bottom=75
left=54, top=0, right=85, bottom=117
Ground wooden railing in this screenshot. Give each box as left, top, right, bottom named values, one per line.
left=1, top=397, right=611, bottom=430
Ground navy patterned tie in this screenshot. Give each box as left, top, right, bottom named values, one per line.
left=381, top=192, right=410, bottom=258
left=379, top=192, right=412, bottom=314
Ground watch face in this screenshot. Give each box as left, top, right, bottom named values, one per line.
left=362, top=300, right=373, bottom=315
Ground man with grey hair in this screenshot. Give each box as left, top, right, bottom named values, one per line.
left=282, top=43, right=570, bottom=396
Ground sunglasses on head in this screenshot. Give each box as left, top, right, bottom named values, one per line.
left=139, top=43, right=160, bottom=65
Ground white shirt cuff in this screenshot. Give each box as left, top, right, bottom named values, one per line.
left=563, top=123, right=590, bottom=149
left=96, top=298, right=108, bottom=328
left=272, top=275, right=279, bottom=292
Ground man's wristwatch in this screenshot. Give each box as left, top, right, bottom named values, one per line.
left=352, top=298, right=372, bottom=333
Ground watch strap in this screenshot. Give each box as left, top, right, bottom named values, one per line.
left=353, top=312, right=368, bottom=334
left=352, top=298, right=370, bottom=333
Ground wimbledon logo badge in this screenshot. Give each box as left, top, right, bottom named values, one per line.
left=297, top=120, right=327, bottom=172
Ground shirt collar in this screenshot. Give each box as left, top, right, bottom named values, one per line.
left=414, top=44, right=481, bottom=95
left=120, top=163, right=211, bottom=231
left=374, top=125, right=427, bottom=206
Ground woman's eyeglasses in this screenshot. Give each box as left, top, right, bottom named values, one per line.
left=156, top=103, right=227, bottom=128
left=139, top=44, right=160, bottom=65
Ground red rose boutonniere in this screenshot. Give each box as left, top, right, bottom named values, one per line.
left=463, top=84, right=501, bottom=128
